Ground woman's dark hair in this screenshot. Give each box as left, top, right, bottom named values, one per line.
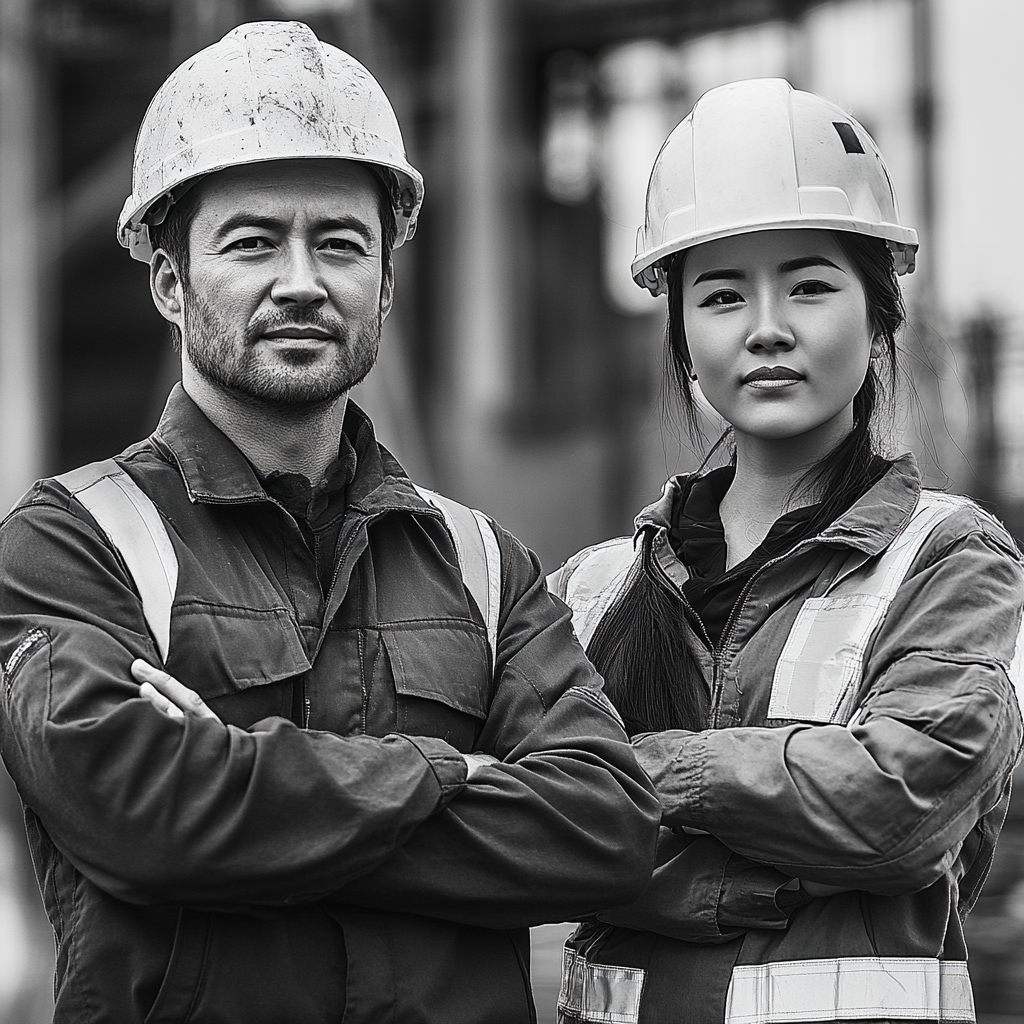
left=589, top=231, right=906, bottom=735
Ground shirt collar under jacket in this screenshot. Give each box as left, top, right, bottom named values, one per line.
left=150, top=382, right=433, bottom=518
left=633, top=452, right=923, bottom=560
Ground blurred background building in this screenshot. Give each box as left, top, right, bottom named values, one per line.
left=2, top=0, right=1024, bottom=1020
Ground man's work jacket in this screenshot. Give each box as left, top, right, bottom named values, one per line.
left=549, top=455, right=1024, bottom=1024
left=0, top=385, right=660, bottom=1024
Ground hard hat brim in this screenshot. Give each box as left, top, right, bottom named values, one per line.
left=632, top=217, right=920, bottom=294
left=119, top=152, right=424, bottom=263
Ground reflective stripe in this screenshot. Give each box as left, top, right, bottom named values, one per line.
left=770, top=491, right=969, bottom=724
left=413, top=485, right=501, bottom=676
left=470, top=507, right=502, bottom=665
left=554, top=537, right=638, bottom=650
left=558, top=947, right=645, bottom=1024
left=56, top=460, right=179, bottom=663
left=1008, top=606, right=1024, bottom=710
left=725, top=957, right=975, bottom=1024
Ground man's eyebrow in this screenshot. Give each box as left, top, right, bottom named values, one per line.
left=692, top=268, right=745, bottom=285
left=212, top=213, right=376, bottom=245
left=315, top=216, right=376, bottom=245
left=779, top=256, right=845, bottom=273
left=212, top=214, right=287, bottom=241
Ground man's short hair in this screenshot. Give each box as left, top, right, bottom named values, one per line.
left=150, top=164, right=400, bottom=350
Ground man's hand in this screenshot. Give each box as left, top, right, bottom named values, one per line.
left=463, top=752, right=499, bottom=780
left=132, top=662, right=500, bottom=784
left=131, top=659, right=221, bottom=722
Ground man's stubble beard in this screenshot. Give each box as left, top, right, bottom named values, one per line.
left=182, top=291, right=381, bottom=409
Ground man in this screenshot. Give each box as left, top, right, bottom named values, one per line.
left=0, top=22, right=659, bottom=1024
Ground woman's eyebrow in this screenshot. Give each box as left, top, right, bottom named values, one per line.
left=779, top=256, right=845, bottom=273
left=691, top=268, right=744, bottom=285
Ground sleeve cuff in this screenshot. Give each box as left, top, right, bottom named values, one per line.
left=632, top=730, right=707, bottom=827
left=717, top=859, right=806, bottom=932
left=397, top=734, right=468, bottom=807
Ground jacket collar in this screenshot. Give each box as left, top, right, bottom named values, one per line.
left=634, top=452, right=922, bottom=558
left=152, top=383, right=435, bottom=516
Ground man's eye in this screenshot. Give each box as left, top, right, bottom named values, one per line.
left=792, top=280, right=835, bottom=296
left=229, top=237, right=270, bottom=252
left=322, top=238, right=364, bottom=253
left=699, top=290, right=742, bottom=308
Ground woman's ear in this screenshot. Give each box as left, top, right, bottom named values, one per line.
left=150, top=250, right=185, bottom=328
left=869, top=333, right=885, bottom=362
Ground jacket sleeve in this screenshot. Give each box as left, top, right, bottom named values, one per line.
left=595, top=827, right=800, bottom=941
left=0, top=491, right=469, bottom=907
left=333, top=526, right=662, bottom=929
left=634, top=512, right=1024, bottom=896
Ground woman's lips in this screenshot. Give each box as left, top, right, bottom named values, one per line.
left=741, top=366, right=804, bottom=389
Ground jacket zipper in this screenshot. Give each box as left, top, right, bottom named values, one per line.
left=647, top=530, right=846, bottom=729
left=4, top=628, right=47, bottom=689
left=708, top=534, right=851, bottom=726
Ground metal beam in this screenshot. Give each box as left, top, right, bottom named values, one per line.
left=523, top=0, right=823, bottom=51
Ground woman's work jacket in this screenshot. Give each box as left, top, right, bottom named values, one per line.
left=548, top=454, right=1024, bottom=1024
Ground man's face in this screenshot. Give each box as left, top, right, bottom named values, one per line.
left=171, top=159, right=392, bottom=408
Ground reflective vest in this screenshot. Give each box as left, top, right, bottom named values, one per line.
left=552, top=489, right=1000, bottom=1024
left=54, top=460, right=502, bottom=672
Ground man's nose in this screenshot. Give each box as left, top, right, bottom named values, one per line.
left=744, top=297, right=795, bottom=353
left=270, top=245, right=328, bottom=308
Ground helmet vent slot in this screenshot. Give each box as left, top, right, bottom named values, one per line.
left=832, top=122, right=865, bottom=154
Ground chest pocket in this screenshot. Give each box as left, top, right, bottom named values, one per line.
left=769, top=492, right=967, bottom=725
left=383, top=626, right=491, bottom=752
left=56, top=460, right=504, bottom=745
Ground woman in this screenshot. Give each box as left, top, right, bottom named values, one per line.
left=549, top=78, right=1024, bottom=1024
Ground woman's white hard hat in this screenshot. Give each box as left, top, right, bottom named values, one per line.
left=632, top=78, right=919, bottom=295
left=117, top=20, right=424, bottom=262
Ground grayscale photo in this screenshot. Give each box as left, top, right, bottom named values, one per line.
left=0, top=2, right=1022, bottom=1023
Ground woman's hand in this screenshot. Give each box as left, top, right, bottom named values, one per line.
left=131, top=659, right=220, bottom=722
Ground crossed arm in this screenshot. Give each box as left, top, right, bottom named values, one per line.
left=0, top=495, right=660, bottom=926
left=133, top=659, right=499, bottom=779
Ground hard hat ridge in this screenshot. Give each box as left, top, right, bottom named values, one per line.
left=118, top=20, right=424, bottom=261
left=632, top=78, right=919, bottom=295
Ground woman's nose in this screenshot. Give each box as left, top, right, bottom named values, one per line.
left=270, top=246, right=328, bottom=308
left=744, top=299, right=795, bottom=353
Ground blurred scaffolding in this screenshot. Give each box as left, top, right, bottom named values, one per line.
left=2, top=1, right=1024, bottom=1021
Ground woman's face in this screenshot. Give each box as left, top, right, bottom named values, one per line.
left=681, top=229, right=880, bottom=452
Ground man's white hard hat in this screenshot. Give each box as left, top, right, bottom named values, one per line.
left=117, top=20, right=424, bottom=262
left=632, top=78, right=919, bottom=295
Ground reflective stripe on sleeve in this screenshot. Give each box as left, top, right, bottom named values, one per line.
left=558, top=947, right=645, bottom=1024
left=724, top=956, right=975, bottom=1024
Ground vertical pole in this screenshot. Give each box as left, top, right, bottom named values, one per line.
left=965, top=312, right=1000, bottom=509
left=911, top=0, right=936, bottom=311
left=443, top=0, right=513, bottom=495
left=0, top=0, right=45, bottom=511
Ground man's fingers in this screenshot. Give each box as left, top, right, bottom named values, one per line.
left=138, top=681, right=186, bottom=719
left=463, top=752, right=500, bottom=780
left=131, top=659, right=220, bottom=720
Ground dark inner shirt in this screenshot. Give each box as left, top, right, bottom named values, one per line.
left=668, top=466, right=822, bottom=648
left=258, top=434, right=359, bottom=597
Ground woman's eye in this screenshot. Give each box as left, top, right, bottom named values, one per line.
left=792, top=280, right=835, bottom=296
left=699, top=289, right=742, bottom=308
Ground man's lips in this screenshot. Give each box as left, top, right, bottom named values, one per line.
left=260, top=326, right=338, bottom=342
left=741, top=365, right=805, bottom=388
